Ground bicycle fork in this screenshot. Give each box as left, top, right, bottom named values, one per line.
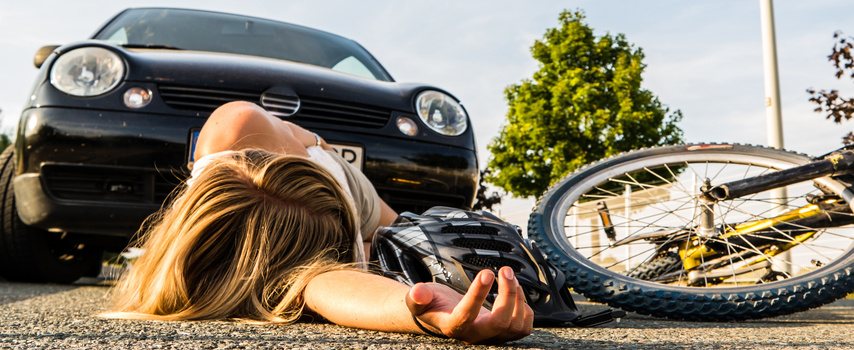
left=681, top=197, right=852, bottom=269
left=679, top=150, right=854, bottom=284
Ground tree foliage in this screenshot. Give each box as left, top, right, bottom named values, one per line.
left=471, top=169, right=502, bottom=211
left=0, top=109, right=9, bottom=150
left=807, top=31, right=854, bottom=144
left=486, top=10, right=684, bottom=198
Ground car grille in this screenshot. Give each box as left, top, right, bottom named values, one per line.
left=158, top=84, right=391, bottom=128
left=291, top=97, right=391, bottom=128
left=41, top=164, right=177, bottom=204
left=158, top=85, right=259, bottom=112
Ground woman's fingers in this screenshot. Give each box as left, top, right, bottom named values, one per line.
left=446, top=270, right=494, bottom=336
left=406, top=268, right=534, bottom=344
left=503, top=285, right=534, bottom=342
left=477, top=266, right=531, bottom=344
left=487, top=266, right=520, bottom=329
left=509, top=286, right=528, bottom=332
left=404, top=283, right=435, bottom=316
left=521, top=290, right=535, bottom=335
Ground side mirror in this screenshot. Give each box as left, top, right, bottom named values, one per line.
left=34, top=45, right=60, bottom=69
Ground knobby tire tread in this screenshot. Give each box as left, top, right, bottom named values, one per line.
left=528, top=143, right=854, bottom=321
left=627, top=252, right=681, bottom=280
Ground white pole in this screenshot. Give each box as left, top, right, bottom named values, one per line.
left=759, top=0, right=791, bottom=275
left=760, top=0, right=784, bottom=149
left=625, top=184, right=632, bottom=271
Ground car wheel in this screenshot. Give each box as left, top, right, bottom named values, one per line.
left=0, top=146, right=103, bottom=283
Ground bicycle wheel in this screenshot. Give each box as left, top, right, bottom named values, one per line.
left=528, top=144, right=854, bottom=321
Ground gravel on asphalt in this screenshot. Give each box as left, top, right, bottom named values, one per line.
left=1, top=278, right=852, bottom=349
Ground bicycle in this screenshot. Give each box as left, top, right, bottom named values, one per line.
left=528, top=143, right=854, bottom=321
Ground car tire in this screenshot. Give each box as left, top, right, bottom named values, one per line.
left=0, top=146, right=103, bottom=283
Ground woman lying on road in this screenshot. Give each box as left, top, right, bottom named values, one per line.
left=103, top=101, right=533, bottom=344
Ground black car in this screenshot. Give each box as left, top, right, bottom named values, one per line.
left=1, top=8, right=478, bottom=283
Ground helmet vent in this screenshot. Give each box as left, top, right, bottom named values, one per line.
left=463, top=255, right=522, bottom=272
left=441, top=226, right=499, bottom=235
left=377, top=242, right=403, bottom=273
left=453, top=238, right=513, bottom=252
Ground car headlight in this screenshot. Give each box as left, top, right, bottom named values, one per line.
left=49, top=47, right=125, bottom=97
left=415, top=90, right=468, bottom=136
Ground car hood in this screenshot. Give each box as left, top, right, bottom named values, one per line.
left=120, top=47, right=438, bottom=112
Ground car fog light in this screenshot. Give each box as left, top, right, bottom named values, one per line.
left=123, top=87, right=152, bottom=108
left=397, top=116, right=419, bottom=136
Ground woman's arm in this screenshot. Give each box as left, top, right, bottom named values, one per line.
left=303, top=266, right=533, bottom=345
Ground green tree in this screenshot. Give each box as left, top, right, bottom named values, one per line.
left=0, top=108, right=9, bottom=150
left=472, top=169, right=501, bottom=211
left=0, top=134, right=9, bottom=150
left=486, top=10, right=684, bottom=198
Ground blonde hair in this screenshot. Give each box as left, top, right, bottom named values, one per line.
left=104, top=149, right=359, bottom=323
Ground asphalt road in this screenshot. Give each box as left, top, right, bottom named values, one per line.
left=1, top=277, right=852, bottom=349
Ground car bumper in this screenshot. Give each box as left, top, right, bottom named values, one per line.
left=14, top=173, right=162, bottom=236
left=15, top=107, right=478, bottom=236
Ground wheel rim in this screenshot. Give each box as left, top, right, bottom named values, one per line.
left=546, top=148, right=854, bottom=291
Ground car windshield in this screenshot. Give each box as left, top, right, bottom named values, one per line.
left=92, top=8, right=392, bottom=81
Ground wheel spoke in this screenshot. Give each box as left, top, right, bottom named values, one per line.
left=532, top=144, right=854, bottom=321
left=550, top=147, right=854, bottom=285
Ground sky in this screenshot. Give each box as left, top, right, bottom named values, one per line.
left=1, top=0, right=853, bottom=225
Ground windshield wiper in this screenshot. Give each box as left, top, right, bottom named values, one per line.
left=120, top=44, right=182, bottom=50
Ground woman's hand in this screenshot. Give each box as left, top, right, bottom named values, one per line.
left=405, top=266, right=534, bottom=345
left=303, top=267, right=532, bottom=344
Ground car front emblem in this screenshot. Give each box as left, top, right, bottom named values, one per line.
left=261, top=87, right=300, bottom=117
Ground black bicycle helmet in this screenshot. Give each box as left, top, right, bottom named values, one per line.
left=370, top=206, right=581, bottom=325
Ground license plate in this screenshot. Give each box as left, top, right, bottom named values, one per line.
left=328, top=143, right=364, bottom=171
left=188, top=130, right=201, bottom=169
left=187, top=130, right=363, bottom=171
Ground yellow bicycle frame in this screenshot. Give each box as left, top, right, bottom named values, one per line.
left=679, top=200, right=835, bottom=271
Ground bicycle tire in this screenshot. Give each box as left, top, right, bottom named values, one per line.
left=528, top=143, right=854, bottom=321
left=626, top=251, right=681, bottom=281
